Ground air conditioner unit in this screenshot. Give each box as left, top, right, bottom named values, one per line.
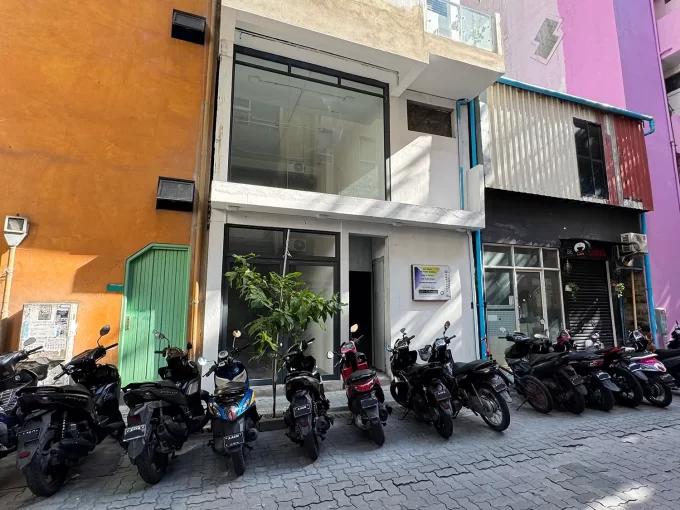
left=620, top=233, right=648, bottom=255
left=286, top=161, right=307, bottom=174
left=289, top=237, right=307, bottom=253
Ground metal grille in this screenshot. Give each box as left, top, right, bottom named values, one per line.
left=0, top=389, right=18, bottom=410
left=564, top=259, right=615, bottom=348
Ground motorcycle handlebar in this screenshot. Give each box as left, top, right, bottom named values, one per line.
left=25, top=346, right=44, bottom=355
left=105, top=343, right=118, bottom=351
left=54, top=371, right=67, bottom=380
left=154, top=350, right=165, bottom=354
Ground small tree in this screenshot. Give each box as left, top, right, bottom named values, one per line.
left=226, top=254, right=344, bottom=413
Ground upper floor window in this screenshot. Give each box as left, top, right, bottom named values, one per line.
left=229, top=48, right=388, bottom=200
left=573, top=119, right=608, bottom=199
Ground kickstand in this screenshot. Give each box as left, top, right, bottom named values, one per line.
left=398, top=408, right=411, bottom=421
left=516, top=397, right=527, bottom=411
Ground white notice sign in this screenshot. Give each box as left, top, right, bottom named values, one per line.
left=412, top=265, right=451, bottom=301
left=19, top=303, right=78, bottom=361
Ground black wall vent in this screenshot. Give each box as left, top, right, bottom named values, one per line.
left=171, top=10, right=206, bottom=45
left=157, top=177, right=195, bottom=212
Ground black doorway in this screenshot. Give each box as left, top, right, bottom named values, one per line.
left=349, top=271, right=373, bottom=366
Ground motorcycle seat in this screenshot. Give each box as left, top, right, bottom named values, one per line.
left=346, top=369, right=376, bottom=384
left=215, top=382, right=247, bottom=397
left=653, top=349, right=680, bottom=360
left=124, top=380, right=177, bottom=392
left=22, top=383, right=90, bottom=395
left=450, top=360, right=491, bottom=375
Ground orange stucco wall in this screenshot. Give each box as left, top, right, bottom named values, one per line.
left=0, top=0, right=212, bottom=363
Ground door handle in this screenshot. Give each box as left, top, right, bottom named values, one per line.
left=125, top=316, right=130, bottom=330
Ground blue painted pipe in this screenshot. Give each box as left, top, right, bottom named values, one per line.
left=497, top=77, right=655, bottom=135
left=467, top=98, right=486, bottom=360
left=640, top=213, right=658, bottom=346
left=456, top=99, right=469, bottom=210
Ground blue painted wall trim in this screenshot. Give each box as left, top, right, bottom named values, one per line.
left=640, top=213, right=658, bottom=346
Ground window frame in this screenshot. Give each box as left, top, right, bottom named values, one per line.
left=229, top=46, right=392, bottom=200
left=573, top=118, right=609, bottom=199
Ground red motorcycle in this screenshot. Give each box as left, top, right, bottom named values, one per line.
left=327, top=324, right=390, bottom=446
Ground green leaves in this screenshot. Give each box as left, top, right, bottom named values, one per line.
left=226, top=255, right=345, bottom=367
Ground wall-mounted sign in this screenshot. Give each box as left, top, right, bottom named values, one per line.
left=412, top=265, right=451, bottom=301
left=560, top=240, right=609, bottom=260
left=19, top=303, right=78, bottom=361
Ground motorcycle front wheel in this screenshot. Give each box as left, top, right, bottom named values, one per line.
left=561, top=388, right=586, bottom=414
left=589, top=384, right=615, bottom=412
left=610, top=367, right=643, bottom=407
left=434, top=405, right=453, bottom=439
left=136, top=445, right=169, bottom=485
left=478, top=384, right=510, bottom=432
left=231, top=446, right=246, bottom=476
left=371, top=421, right=385, bottom=446
left=521, top=376, right=553, bottom=414
left=645, top=381, right=672, bottom=407
left=23, top=429, right=67, bottom=497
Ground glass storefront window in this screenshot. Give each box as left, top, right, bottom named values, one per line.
left=230, top=51, right=387, bottom=200
left=224, top=226, right=339, bottom=382
left=484, top=244, right=565, bottom=365
left=514, top=247, right=540, bottom=267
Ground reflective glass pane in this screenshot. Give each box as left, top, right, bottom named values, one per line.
left=228, top=227, right=283, bottom=256
left=588, top=124, right=603, bottom=161
left=485, top=269, right=514, bottom=307
left=514, top=248, right=540, bottom=267
left=516, top=271, right=544, bottom=336
left=288, top=232, right=336, bottom=258
left=592, top=162, right=608, bottom=198
left=231, top=61, right=385, bottom=200
left=293, top=265, right=336, bottom=375
left=574, top=121, right=589, bottom=157
left=544, top=271, right=564, bottom=340
left=542, top=249, right=558, bottom=268
left=578, top=157, right=595, bottom=196
left=484, top=245, right=511, bottom=267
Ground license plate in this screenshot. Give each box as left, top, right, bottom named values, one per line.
left=596, top=372, right=610, bottom=380
left=17, top=427, right=40, bottom=443
left=492, top=381, right=507, bottom=392
left=360, top=397, right=379, bottom=409
left=293, top=404, right=311, bottom=418
left=224, top=432, right=244, bottom=448
left=570, top=375, right=584, bottom=386
left=122, top=424, right=146, bottom=442
left=434, top=389, right=451, bottom=401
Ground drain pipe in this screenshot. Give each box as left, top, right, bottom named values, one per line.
left=640, top=214, right=658, bottom=347
left=467, top=99, right=487, bottom=360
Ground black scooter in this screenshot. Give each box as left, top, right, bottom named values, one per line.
left=16, top=325, right=123, bottom=497
left=122, top=332, right=209, bottom=485
left=0, top=338, right=49, bottom=459
left=282, top=338, right=333, bottom=461
left=502, top=327, right=588, bottom=414
left=429, top=322, right=512, bottom=432
left=387, top=327, right=454, bottom=439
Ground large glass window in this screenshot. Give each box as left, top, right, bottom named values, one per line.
left=573, top=119, right=608, bottom=199
left=230, top=49, right=387, bottom=200
left=223, top=226, right=340, bottom=383
left=484, top=245, right=565, bottom=365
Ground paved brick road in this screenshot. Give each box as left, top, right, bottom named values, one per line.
left=2, top=401, right=680, bottom=510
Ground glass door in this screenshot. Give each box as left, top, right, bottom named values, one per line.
left=515, top=271, right=545, bottom=336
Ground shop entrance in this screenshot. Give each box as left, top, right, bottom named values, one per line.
left=348, top=235, right=387, bottom=373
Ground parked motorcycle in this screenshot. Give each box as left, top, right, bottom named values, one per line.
left=667, top=321, right=680, bottom=349
left=327, top=324, right=390, bottom=446
left=122, top=332, right=209, bottom=484
left=431, top=321, right=511, bottom=432
left=552, top=329, right=619, bottom=411
left=387, top=327, right=455, bottom=438
left=624, top=329, right=676, bottom=407
left=282, top=338, right=333, bottom=460
left=0, top=338, right=49, bottom=459
left=198, top=329, right=259, bottom=475
left=502, top=327, right=588, bottom=414
left=15, top=325, right=123, bottom=497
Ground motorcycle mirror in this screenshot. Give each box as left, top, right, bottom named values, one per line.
left=444, top=321, right=450, bottom=331
left=100, top=325, right=111, bottom=337
left=499, top=327, right=507, bottom=333
left=186, top=342, right=193, bottom=350
left=400, top=328, right=406, bottom=334
left=24, top=337, right=36, bottom=347
left=326, top=350, right=334, bottom=359
left=386, top=345, right=393, bottom=352
left=35, top=357, right=50, bottom=365
left=197, top=357, right=208, bottom=366
left=540, top=319, right=545, bottom=325
left=350, top=324, right=359, bottom=333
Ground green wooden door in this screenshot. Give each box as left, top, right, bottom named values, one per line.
left=119, top=244, right=190, bottom=386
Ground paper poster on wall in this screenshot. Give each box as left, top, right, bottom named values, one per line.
left=19, top=303, right=78, bottom=361
left=412, top=265, right=451, bottom=301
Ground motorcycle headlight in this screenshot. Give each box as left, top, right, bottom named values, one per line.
left=653, top=362, right=666, bottom=372
left=227, top=405, right=240, bottom=421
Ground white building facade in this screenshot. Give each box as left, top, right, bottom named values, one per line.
left=203, top=0, right=505, bottom=389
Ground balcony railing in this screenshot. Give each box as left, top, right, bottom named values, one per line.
left=424, top=0, right=496, bottom=53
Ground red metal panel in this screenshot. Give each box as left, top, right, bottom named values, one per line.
left=596, top=112, right=619, bottom=206
left=614, top=116, right=653, bottom=210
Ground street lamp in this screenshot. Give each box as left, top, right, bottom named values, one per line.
left=0, top=215, right=29, bottom=348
